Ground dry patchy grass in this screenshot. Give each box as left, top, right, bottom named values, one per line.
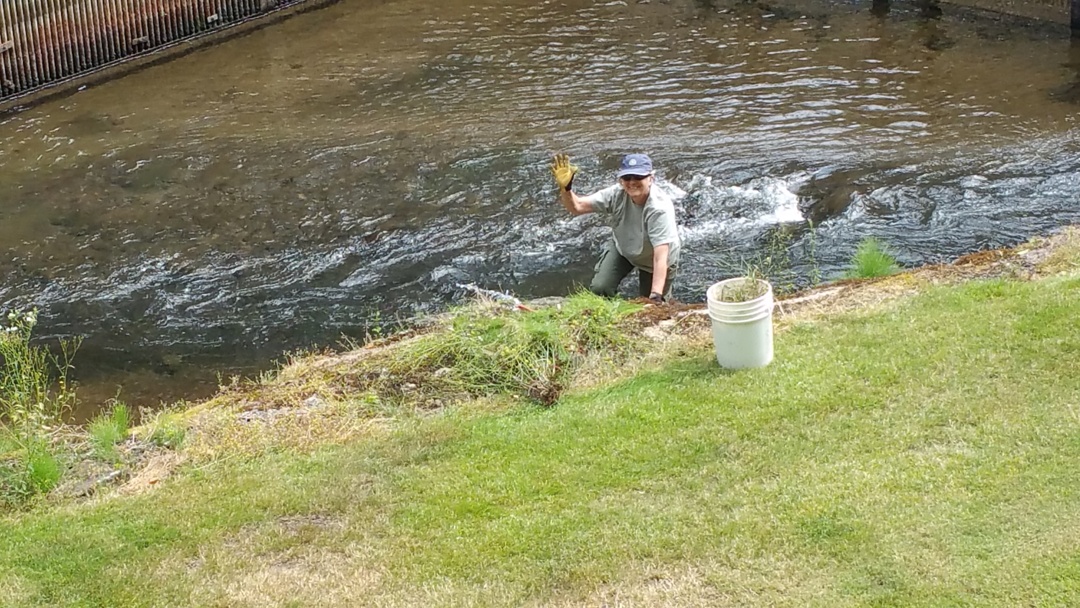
left=175, top=516, right=385, bottom=608
left=0, top=573, right=34, bottom=606
left=1029, top=225, right=1080, bottom=275
left=182, top=396, right=390, bottom=462
left=538, top=558, right=835, bottom=608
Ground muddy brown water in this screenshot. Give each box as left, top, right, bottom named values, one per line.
left=1, top=0, right=1078, bottom=419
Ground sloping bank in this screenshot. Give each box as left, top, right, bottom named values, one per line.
left=1, top=227, right=1078, bottom=607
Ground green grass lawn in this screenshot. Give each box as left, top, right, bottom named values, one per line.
left=2, top=274, right=1080, bottom=607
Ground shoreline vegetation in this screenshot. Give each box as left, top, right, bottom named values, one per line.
left=1, top=226, right=1078, bottom=606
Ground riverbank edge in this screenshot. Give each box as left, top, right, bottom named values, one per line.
left=14, top=224, right=1080, bottom=509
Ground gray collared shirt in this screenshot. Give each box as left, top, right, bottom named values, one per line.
left=589, top=184, right=682, bottom=272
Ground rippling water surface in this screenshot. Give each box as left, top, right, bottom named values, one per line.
left=1, top=0, right=1078, bottom=416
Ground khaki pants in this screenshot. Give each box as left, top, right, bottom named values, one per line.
left=589, top=239, right=677, bottom=299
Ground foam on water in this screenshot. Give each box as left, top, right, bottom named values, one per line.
left=680, top=173, right=806, bottom=245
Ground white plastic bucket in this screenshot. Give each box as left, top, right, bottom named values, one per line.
left=705, top=278, right=774, bottom=369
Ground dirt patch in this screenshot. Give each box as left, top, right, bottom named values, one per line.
left=117, top=451, right=184, bottom=496
left=1022, top=226, right=1080, bottom=274
left=952, top=246, right=1016, bottom=267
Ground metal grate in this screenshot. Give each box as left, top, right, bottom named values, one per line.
left=0, top=0, right=310, bottom=102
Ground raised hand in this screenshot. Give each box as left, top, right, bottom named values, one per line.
left=550, top=153, right=579, bottom=192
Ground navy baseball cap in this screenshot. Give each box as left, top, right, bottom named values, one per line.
left=617, top=153, right=653, bottom=178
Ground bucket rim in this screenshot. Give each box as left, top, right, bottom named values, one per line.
left=706, top=277, right=773, bottom=305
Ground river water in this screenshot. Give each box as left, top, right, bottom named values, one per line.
left=1, top=0, right=1078, bottom=417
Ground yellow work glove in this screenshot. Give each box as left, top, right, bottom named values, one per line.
left=550, top=153, right=579, bottom=192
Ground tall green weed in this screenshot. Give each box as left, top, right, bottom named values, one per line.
left=88, top=402, right=131, bottom=460
left=0, top=309, right=79, bottom=507
left=0, top=433, right=62, bottom=508
left=846, top=238, right=900, bottom=278
left=716, top=223, right=821, bottom=295
left=0, top=309, right=80, bottom=435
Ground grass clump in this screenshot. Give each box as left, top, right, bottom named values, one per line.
left=138, top=408, right=187, bottom=449
left=0, top=433, right=62, bottom=508
left=87, top=402, right=131, bottom=459
left=374, top=291, right=636, bottom=406
left=846, top=237, right=900, bottom=278
left=716, top=276, right=770, bottom=303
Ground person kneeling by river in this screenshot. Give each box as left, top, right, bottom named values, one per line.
left=551, top=153, right=682, bottom=303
